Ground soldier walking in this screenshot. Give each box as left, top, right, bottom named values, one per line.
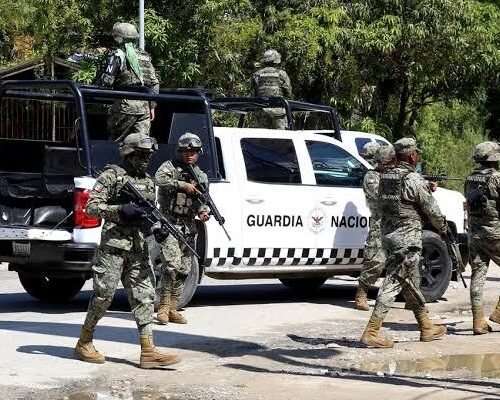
left=464, top=141, right=500, bottom=334
left=74, top=133, right=181, bottom=369
left=155, top=133, right=210, bottom=325
left=96, top=22, right=159, bottom=141
left=354, top=145, right=395, bottom=310
left=251, top=49, right=292, bottom=129
left=360, top=138, right=448, bottom=348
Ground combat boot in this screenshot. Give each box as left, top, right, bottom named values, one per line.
left=156, top=293, right=170, bottom=325
left=139, top=335, right=181, bottom=369
left=360, top=315, right=394, bottom=348
left=472, top=306, right=492, bottom=334
left=414, top=308, right=447, bottom=342
left=489, top=299, right=500, bottom=324
left=74, top=327, right=105, bottom=364
left=404, top=302, right=429, bottom=313
left=354, top=283, right=370, bottom=311
left=169, top=296, right=187, bottom=324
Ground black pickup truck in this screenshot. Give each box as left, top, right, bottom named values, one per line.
left=0, top=80, right=220, bottom=304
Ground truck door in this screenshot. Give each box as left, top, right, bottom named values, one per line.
left=303, top=139, right=370, bottom=262
left=237, top=136, right=317, bottom=266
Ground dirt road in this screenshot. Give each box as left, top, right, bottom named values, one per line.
left=1, top=263, right=500, bottom=399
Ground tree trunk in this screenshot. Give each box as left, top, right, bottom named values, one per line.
left=394, top=77, right=409, bottom=139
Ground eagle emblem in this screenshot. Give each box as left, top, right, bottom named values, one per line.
left=309, top=208, right=326, bottom=233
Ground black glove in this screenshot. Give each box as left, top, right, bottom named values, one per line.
left=153, top=226, right=169, bottom=243
left=119, top=203, right=146, bottom=223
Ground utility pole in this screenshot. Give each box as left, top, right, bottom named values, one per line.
left=139, top=0, right=145, bottom=50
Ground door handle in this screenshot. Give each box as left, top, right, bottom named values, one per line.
left=320, top=200, right=337, bottom=206
left=246, top=198, right=264, bottom=204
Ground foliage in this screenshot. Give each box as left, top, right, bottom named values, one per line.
left=416, top=101, right=488, bottom=192
left=1, top=0, right=500, bottom=174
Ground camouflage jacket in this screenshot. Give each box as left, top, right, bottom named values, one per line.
left=465, top=167, right=500, bottom=240
left=85, top=165, right=156, bottom=251
left=379, top=161, right=446, bottom=249
left=98, top=47, right=160, bottom=115
left=251, top=66, right=292, bottom=98
left=155, top=160, right=209, bottom=223
left=363, top=170, right=381, bottom=233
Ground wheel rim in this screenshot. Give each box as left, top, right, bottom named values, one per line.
left=422, top=243, right=445, bottom=290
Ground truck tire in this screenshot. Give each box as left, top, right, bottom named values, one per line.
left=421, top=231, right=453, bottom=302
left=18, top=272, right=85, bottom=302
left=279, top=277, right=327, bottom=292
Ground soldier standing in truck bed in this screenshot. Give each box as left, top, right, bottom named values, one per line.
left=251, top=49, right=292, bottom=130
left=96, top=22, right=159, bottom=141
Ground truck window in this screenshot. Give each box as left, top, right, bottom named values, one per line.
left=241, top=138, right=301, bottom=184
left=306, top=140, right=365, bottom=187
left=355, top=137, right=371, bottom=154
left=215, top=137, right=225, bottom=179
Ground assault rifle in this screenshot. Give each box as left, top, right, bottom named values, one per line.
left=120, top=180, right=200, bottom=258
left=423, top=174, right=463, bottom=182
left=444, top=226, right=467, bottom=288
left=185, top=165, right=232, bottom=241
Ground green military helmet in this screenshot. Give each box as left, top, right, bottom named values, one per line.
left=361, top=141, right=380, bottom=160
left=262, top=49, right=281, bottom=65
left=374, top=145, right=395, bottom=165
left=473, top=141, right=500, bottom=162
left=112, top=22, right=139, bottom=44
left=119, top=133, right=158, bottom=157
left=178, top=132, right=203, bottom=152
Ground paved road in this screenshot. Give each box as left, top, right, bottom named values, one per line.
left=1, top=264, right=500, bottom=399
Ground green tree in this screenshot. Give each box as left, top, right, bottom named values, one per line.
left=350, top=0, right=500, bottom=138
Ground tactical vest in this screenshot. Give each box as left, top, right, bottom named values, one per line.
left=106, top=164, right=156, bottom=205
left=111, top=49, right=151, bottom=114
left=254, top=67, right=284, bottom=97
left=465, top=171, right=497, bottom=218
left=379, top=170, right=421, bottom=221
left=157, top=161, right=201, bottom=219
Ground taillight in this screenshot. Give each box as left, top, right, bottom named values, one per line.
left=74, top=188, right=101, bottom=229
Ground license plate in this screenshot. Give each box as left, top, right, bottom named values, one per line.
left=12, top=242, right=31, bottom=256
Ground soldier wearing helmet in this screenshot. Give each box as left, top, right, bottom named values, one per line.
left=96, top=22, right=159, bottom=141
left=361, top=137, right=447, bottom=348
left=154, top=132, right=210, bottom=325
left=354, top=144, right=395, bottom=311
left=75, top=133, right=182, bottom=369
left=360, top=142, right=381, bottom=168
left=251, top=49, right=292, bottom=130
left=465, top=141, right=500, bottom=334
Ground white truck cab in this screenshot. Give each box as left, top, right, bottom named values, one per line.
left=1, top=84, right=466, bottom=308
left=175, top=124, right=467, bottom=307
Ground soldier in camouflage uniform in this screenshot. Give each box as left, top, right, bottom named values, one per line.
left=360, top=138, right=448, bottom=348
left=155, top=133, right=210, bottom=325
left=96, top=22, right=160, bottom=141
left=354, top=145, right=395, bottom=311
left=251, top=49, right=292, bottom=129
left=465, top=141, right=500, bottom=334
left=74, top=133, right=181, bottom=369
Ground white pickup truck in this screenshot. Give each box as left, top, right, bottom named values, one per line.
left=169, top=125, right=467, bottom=307
left=0, top=84, right=466, bottom=308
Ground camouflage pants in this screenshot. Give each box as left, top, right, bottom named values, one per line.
left=469, top=236, right=500, bottom=308
left=372, top=246, right=426, bottom=319
left=83, top=246, right=155, bottom=335
left=359, top=229, right=386, bottom=287
left=107, top=111, right=151, bottom=142
left=255, top=109, right=287, bottom=130
left=159, top=226, right=196, bottom=300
